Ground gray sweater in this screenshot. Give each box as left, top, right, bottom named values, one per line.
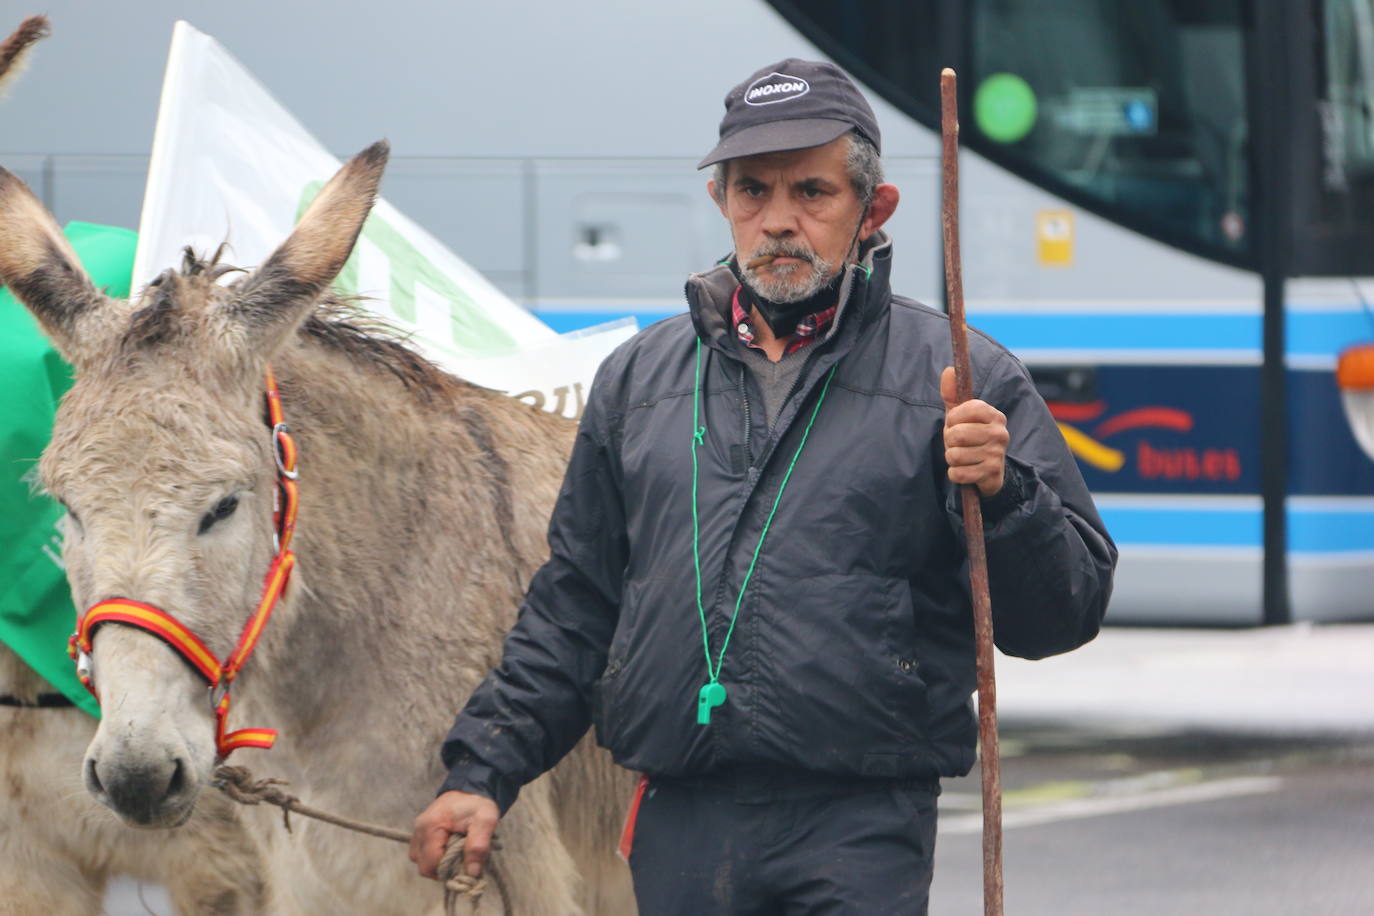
left=733, top=284, right=854, bottom=430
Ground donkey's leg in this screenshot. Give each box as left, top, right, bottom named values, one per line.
left=548, top=737, right=639, bottom=915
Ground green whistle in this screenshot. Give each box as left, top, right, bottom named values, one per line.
left=697, top=682, right=727, bottom=725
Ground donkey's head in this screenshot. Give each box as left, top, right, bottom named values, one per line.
left=0, top=142, right=387, bottom=826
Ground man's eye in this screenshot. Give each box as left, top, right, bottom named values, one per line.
left=801, top=187, right=823, bottom=199
left=198, top=494, right=240, bottom=535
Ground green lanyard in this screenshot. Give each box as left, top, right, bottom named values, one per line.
left=690, top=337, right=838, bottom=725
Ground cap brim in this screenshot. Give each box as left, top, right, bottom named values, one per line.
left=696, top=118, right=853, bottom=169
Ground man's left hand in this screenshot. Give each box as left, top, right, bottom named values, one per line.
left=940, top=366, right=1008, bottom=498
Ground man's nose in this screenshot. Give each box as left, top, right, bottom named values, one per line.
left=758, top=193, right=800, bottom=237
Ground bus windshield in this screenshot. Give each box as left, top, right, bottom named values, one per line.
left=1314, top=0, right=1374, bottom=255
left=966, top=0, right=1249, bottom=258
left=776, top=0, right=1252, bottom=262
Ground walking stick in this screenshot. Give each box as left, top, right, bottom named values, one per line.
left=940, top=67, right=1005, bottom=916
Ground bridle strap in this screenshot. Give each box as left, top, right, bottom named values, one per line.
left=68, top=367, right=299, bottom=759
left=0, top=693, right=76, bottom=708
left=265, top=367, right=299, bottom=555
left=71, top=598, right=222, bottom=686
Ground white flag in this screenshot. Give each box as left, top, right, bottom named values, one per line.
left=134, top=21, right=634, bottom=417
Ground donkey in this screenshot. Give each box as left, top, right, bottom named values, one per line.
left=2, top=13, right=274, bottom=914
left=0, top=143, right=636, bottom=913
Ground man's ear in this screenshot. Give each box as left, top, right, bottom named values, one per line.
left=859, top=183, right=900, bottom=241
left=707, top=179, right=728, bottom=218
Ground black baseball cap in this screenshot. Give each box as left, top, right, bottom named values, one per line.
left=697, top=58, right=882, bottom=170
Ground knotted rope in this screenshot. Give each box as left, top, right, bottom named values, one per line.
left=213, top=765, right=508, bottom=915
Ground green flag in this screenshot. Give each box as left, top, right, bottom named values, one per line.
left=1, top=221, right=137, bottom=718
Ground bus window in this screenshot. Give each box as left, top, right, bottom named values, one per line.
left=1303, top=0, right=1374, bottom=271
left=966, top=0, right=1250, bottom=259
left=771, top=0, right=1252, bottom=265
left=1320, top=1, right=1374, bottom=204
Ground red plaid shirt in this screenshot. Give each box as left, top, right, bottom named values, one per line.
left=731, top=286, right=837, bottom=356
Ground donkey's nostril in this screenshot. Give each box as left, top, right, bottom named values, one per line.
left=167, top=757, right=187, bottom=798
left=84, top=756, right=104, bottom=796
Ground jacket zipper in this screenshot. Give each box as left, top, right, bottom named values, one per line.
left=739, top=362, right=754, bottom=471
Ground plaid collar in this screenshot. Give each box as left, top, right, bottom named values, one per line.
left=730, top=286, right=838, bottom=356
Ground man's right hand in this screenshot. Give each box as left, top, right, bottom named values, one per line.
left=410, top=790, right=501, bottom=880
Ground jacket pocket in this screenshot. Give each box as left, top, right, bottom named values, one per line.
left=757, top=574, right=930, bottom=763
left=591, top=577, right=653, bottom=748
left=590, top=669, right=619, bottom=747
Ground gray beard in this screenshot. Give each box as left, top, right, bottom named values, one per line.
left=739, top=244, right=838, bottom=304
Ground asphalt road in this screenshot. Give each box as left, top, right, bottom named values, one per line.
left=931, top=725, right=1374, bottom=915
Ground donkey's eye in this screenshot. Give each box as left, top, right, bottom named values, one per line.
left=198, top=495, right=240, bottom=535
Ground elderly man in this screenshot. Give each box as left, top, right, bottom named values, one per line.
left=413, top=59, right=1116, bottom=913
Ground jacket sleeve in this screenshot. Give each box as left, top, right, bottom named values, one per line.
left=945, top=349, right=1118, bottom=659
left=438, top=359, right=628, bottom=814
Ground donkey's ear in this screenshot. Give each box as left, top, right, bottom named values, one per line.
left=0, top=166, right=109, bottom=364
left=229, top=141, right=389, bottom=353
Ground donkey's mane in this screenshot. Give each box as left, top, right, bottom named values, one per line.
left=299, top=301, right=471, bottom=402
left=180, top=245, right=474, bottom=401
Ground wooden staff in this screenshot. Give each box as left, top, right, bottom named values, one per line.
left=940, top=67, right=1004, bottom=916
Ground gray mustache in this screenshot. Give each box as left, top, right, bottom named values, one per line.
left=748, top=242, right=816, bottom=264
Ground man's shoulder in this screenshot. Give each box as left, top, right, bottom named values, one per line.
left=605, top=311, right=695, bottom=367
left=886, top=293, right=947, bottom=326
left=635, top=310, right=698, bottom=346
left=590, top=311, right=697, bottom=404
left=885, top=292, right=1015, bottom=363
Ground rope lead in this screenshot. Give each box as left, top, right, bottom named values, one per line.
left=213, top=764, right=508, bottom=915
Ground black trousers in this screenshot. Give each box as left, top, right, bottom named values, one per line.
left=627, top=768, right=939, bottom=915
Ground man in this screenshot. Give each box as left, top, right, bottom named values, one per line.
left=412, top=59, right=1117, bottom=913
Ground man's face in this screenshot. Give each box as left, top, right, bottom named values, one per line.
left=713, top=135, right=865, bottom=303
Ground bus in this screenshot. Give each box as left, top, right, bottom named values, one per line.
left=5, top=0, right=1373, bottom=625
left=754, top=1, right=1374, bottom=626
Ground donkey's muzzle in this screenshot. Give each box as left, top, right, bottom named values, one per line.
left=86, top=751, right=196, bottom=827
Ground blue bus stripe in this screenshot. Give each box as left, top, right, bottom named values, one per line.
left=1287, top=509, right=1374, bottom=553
left=1285, top=308, right=1374, bottom=359
left=969, top=313, right=1260, bottom=352
left=535, top=306, right=1374, bottom=361
left=1099, top=504, right=1374, bottom=552
left=534, top=308, right=1267, bottom=352
left=1100, top=506, right=1262, bottom=547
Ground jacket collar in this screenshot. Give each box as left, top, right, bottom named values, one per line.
left=686, top=231, right=894, bottom=357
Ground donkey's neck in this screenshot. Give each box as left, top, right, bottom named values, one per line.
left=252, top=333, right=572, bottom=733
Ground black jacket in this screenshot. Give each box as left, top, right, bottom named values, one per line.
left=441, top=235, right=1117, bottom=813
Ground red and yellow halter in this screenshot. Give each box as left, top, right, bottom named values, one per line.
left=68, top=368, right=299, bottom=759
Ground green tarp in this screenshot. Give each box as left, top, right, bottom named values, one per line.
left=1, top=221, right=137, bottom=718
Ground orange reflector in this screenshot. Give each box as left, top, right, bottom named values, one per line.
left=1337, top=344, right=1374, bottom=390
